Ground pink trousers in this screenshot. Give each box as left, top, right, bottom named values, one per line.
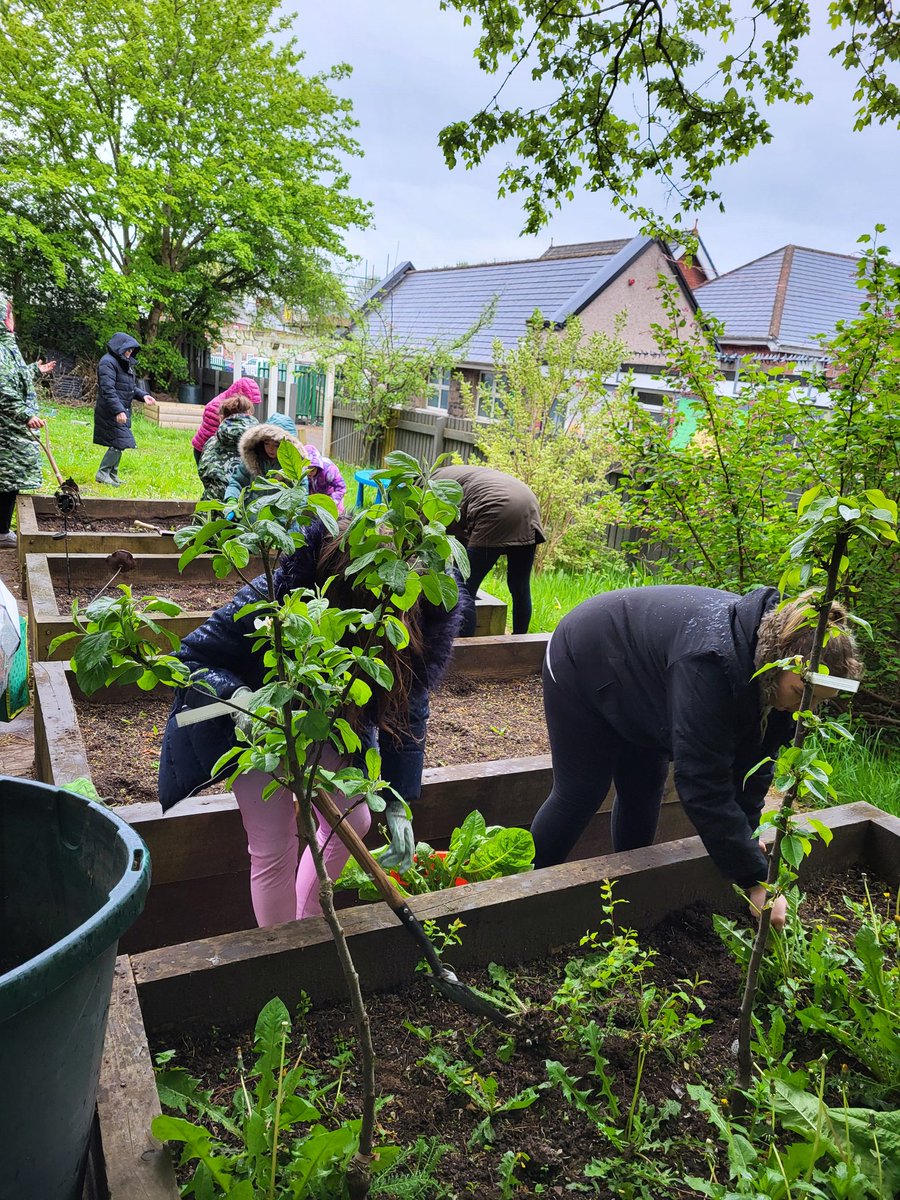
left=231, top=761, right=371, bottom=927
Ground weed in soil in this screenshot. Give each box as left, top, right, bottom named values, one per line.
left=151, top=869, right=898, bottom=1198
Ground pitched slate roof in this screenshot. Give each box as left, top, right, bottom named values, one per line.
left=695, top=246, right=864, bottom=350
left=359, top=234, right=687, bottom=365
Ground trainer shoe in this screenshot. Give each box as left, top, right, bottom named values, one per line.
left=0, top=531, right=17, bottom=548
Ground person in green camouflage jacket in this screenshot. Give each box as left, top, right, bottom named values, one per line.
left=0, top=292, right=48, bottom=549
left=197, top=395, right=258, bottom=501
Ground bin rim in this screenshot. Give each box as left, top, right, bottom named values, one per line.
left=0, top=777, right=151, bottom=1021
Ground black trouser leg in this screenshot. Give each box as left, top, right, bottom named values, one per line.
left=504, top=542, right=537, bottom=634
left=193, top=447, right=202, bottom=465
left=609, top=751, right=670, bottom=850
left=459, top=545, right=502, bottom=637
left=531, top=651, right=669, bottom=867
left=0, top=491, right=16, bottom=534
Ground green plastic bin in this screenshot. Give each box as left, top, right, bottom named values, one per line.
left=0, top=777, right=151, bottom=1200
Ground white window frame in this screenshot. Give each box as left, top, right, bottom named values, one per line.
left=476, top=370, right=505, bottom=419
left=427, top=368, right=451, bottom=411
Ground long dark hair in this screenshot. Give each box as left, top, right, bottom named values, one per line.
left=314, top=529, right=426, bottom=741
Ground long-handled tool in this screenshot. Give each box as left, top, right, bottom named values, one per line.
left=32, top=426, right=81, bottom=516
left=174, top=699, right=514, bottom=1028
left=312, top=786, right=513, bottom=1028
left=133, top=519, right=177, bottom=535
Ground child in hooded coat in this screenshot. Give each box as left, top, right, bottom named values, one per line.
left=224, top=412, right=345, bottom=512
left=197, top=395, right=258, bottom=501
left=192, top=377, right=262, bottom=464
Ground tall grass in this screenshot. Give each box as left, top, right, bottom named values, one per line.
left=484, top=559, right=653, bottom=634
left=815, top=729, right=900, bottom=818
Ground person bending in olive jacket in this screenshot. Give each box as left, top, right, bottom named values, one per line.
left=433, top=465, right=544, bottom=636
left=158, top=520, right=472, bottom=927
left=531, top=585, right=861, bottom=929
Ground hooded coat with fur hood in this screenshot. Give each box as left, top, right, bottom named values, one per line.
left=223, top=413, right=309, bottom=505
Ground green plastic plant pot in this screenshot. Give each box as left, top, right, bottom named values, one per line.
left=178, top=382, right=202, bottom=404
left=0, top=777, right=151, bottom=1200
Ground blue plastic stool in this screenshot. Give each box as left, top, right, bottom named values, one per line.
left=354, top=469, right=387, bottom=508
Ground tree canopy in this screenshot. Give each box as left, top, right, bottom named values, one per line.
left=438, top=1, right=899, bottom=232
left=0, top=0, right=369, bottom=377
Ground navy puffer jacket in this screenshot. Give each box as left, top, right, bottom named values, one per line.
left=93, top=333, right=149, bottom=449
left=157, top=520, right=472, bottom=811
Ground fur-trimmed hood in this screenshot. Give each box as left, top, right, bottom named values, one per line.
left=237, top=418, right=304, bottom=478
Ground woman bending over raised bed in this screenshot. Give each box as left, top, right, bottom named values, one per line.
left=531, top=585, right=863, bottom=930
left=432, top=464, right=544, bottom=635
left=157, top=519, right=472, bottom=927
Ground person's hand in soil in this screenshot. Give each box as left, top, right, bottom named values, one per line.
left=747, top=884, right=787, bottom=931
left=381, top=798, right=415, bottom=873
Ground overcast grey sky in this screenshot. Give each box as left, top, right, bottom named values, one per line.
left=292, top=1, right=897, bottom=281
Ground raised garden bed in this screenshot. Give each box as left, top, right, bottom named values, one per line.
left=87, top=802, right=900, bottom=1200
left=27, top=551, right=507, bottom=659
left=70, top=673, right=548, bottom=806
left=15, top=495, right=197, bottom=581
left=33, top=635, right=688, bottom=953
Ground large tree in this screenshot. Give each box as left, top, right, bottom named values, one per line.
left=0, top=0, right=369, bottom=378
left=438, top=1, right=899, bottom=232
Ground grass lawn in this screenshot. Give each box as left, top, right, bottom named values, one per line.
left=36, top=401, right=205, bottom=501
left=32, top=401, right=357, bottom=504
left=485, top=559, right=652, bottom=634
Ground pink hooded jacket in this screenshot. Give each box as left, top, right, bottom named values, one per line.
left=191, top=377, right=263, bottom=453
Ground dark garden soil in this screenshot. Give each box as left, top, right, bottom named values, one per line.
left=35, top=513, right=187, bottom=532
left=73, top=674, right=547, bottom=806
left=54, top=577, right=238, bottom=613
left=152, top=868, right=890, bottom=1199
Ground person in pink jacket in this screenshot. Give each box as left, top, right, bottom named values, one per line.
left=191, top=377, right=262, bottom=464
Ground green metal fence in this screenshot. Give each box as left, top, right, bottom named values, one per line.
left=294, top=365, right=325, bottom=423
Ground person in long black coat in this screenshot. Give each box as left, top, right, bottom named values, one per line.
left=531, top=585, right=862, bottom=929
left=93, top=333, right=155, bottom=485
left=158, top=519, right=472, bottom=927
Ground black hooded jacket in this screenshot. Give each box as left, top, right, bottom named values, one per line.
left=547, top=584, right=794, bottom=886
left=93, top=333, right=148, bottom=449
left=157, top=520, right=472, bottom=812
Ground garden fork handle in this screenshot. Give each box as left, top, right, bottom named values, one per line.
left=32, top=427, right=65, bottom=486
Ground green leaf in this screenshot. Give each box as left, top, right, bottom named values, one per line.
left=61, top=776, right=103, bottom=804
left=365, top=747, right=381, bottom=780
left=348, top=677, right=372, bottom=707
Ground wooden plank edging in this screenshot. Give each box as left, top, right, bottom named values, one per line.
left=95, top=956, right=179, bottom=1199
left=129, top=803, right=891, bottom=1036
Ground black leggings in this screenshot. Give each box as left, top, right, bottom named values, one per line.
left=0, top=491, right=16, bottom=534
left=530, top=652, right=670, bottom=867
left=461, top=542, right=537, bottom=635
